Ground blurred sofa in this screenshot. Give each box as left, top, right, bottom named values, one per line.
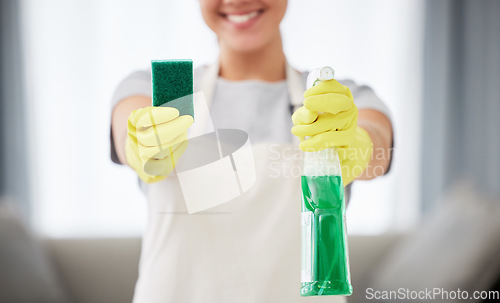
left=2, top=222, right=499, bottom=303
left=2, top=181, right=499, bottom=303
left=43, top=237, right=141, bottom=303
left=43, top=234, right=405, bottom=303
left=0, top=202, right=406, bottom=303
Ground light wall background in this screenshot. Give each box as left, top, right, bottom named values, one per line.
left=21, top=0, right=424, bottom=237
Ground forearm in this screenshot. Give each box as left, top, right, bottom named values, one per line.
left=111, top=95, right=151, bottom=165
left=356, top=109, right=393, bottom=180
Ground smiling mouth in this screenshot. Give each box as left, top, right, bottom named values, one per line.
left=220, top=9, right=264, bottom=24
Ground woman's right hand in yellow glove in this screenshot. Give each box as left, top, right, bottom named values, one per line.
left=126, top=107, right=193, bottom=183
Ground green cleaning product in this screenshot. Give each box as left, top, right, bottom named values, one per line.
left=300, top=67, right=353, bottom=296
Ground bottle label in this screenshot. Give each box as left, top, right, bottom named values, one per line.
left=301, top=211, right=313, bottom=283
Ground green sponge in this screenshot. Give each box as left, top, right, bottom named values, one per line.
left=151, top=59, right=194, bottom=118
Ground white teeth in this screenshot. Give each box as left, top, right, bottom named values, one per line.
left=226, top=11, right=259, bottom=24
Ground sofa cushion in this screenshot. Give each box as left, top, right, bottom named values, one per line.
left=44, top=237, right=141, bottom=303
left=0, top=203, right=71, bottom=303
left=371, top=182, right=500, bottom=301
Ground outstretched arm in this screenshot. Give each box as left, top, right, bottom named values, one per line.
left=356, top=109, right=393, bottom=180
left=111, top=96, right=151, bottom=165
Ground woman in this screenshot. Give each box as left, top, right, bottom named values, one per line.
left=111, top=0, right=393, bottom=302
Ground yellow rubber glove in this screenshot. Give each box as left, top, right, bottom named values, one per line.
left=126, top=107, right=193, bottom=183
left=291, top=79, right=373, bottom=185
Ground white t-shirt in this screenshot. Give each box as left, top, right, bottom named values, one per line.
left=111, top=64, right=391, bottom=303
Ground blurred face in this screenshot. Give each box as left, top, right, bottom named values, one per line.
left=200, top=0, right=287, bottom=53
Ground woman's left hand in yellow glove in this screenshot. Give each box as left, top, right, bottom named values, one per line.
left=291, top=79, right=373, bottom=186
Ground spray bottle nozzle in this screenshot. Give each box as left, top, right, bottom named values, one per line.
left=306, top=66, right=335, bottom=89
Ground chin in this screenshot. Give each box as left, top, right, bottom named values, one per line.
left=222, top=34, right=273, bottom=54
left=230, top=42, right=266, bottom=54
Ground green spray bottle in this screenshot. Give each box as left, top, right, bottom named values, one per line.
left=300, top=67, right=353, bottom=296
